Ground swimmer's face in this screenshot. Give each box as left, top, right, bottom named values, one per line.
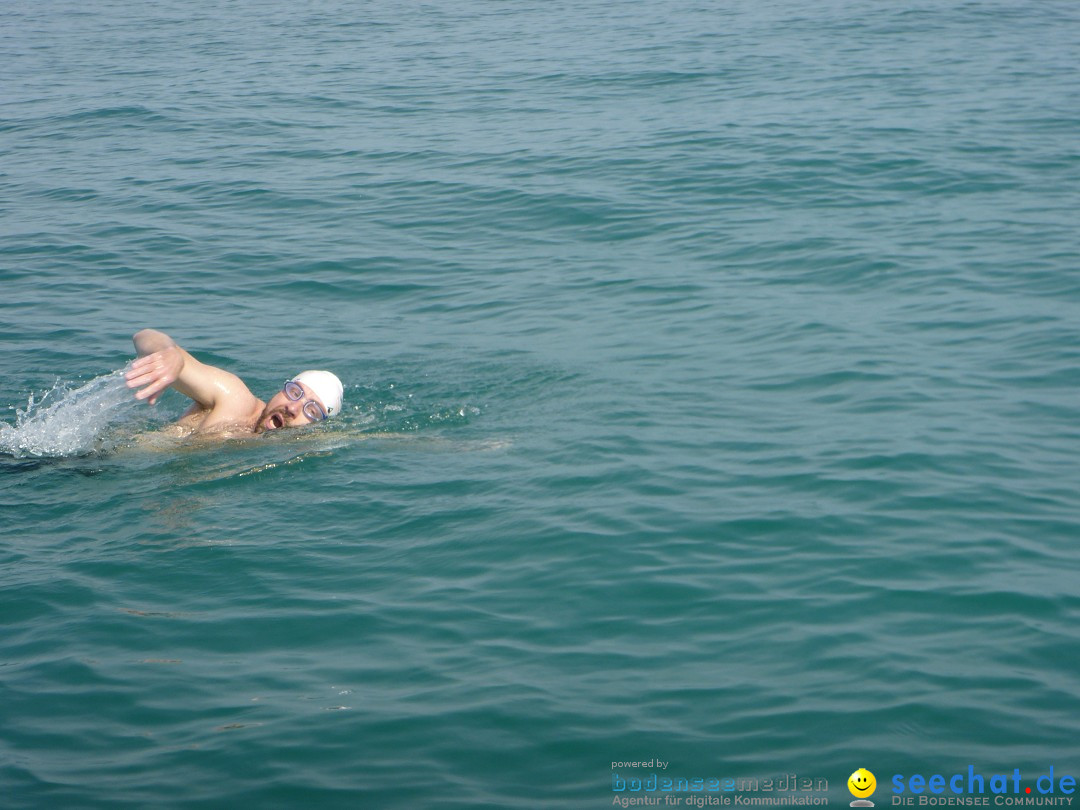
left=256, top=381, right=327, bottom=433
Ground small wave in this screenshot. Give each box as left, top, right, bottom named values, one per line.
left=0, top=368, right=142, bottom=458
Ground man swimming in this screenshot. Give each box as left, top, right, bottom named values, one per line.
left=125, top=329, right=343, bottom=435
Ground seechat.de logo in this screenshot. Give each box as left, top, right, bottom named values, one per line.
left=890, top=765, right=1077, bottom=804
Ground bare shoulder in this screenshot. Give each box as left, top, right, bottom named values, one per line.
left=176, top=367, right=264, bottom=433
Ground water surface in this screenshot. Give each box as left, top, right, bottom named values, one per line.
left=2, top=0, right=1079, bottom=807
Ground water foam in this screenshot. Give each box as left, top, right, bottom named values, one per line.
left=0, top=368, right=143, bottom=458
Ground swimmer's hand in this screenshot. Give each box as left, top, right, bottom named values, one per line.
left=126, top=347, right=183, bottom=406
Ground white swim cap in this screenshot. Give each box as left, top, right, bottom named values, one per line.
left=293, top=370, right=344, bottom=417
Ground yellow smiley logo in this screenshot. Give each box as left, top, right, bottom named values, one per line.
left=848, top=768, right=877, bottom=798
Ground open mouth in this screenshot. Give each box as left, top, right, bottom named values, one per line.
left=266, top=412, right=285, bottom=431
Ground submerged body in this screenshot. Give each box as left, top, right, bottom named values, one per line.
left=125, top=329, right=342, bottom=437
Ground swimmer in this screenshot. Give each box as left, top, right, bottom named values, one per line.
left=125, top=329, right=343, bottom=436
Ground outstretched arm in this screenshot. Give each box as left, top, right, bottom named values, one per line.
left=126, top=329, right=251, bottom=409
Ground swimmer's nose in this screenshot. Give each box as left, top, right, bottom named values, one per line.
left=283, top=399, right=303, bottom=418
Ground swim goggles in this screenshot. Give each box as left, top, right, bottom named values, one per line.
left=283, top=380, right=328, bottom=422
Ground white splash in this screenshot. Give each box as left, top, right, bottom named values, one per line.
left=0, top=367, right=142, bottom=458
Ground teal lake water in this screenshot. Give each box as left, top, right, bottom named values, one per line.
left=3, top=1, right=1080, bottom=807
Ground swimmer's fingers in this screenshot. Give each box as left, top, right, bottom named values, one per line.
left=130, top=376, right=172, bottom=403
left=127, top=350, right=182, bottom=379
left=128, top=353, right=155, bottom=371
left=126, top=351, right=172, bottom=377
left=125, top=353, right=178, bottom=403
left=124, top=363, right=163, bottom=391
left=124, top=368, right=153, bottom=392
left=135, top=374, right=175, bottom=402
left=126, top=353, right=158, bottom=383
